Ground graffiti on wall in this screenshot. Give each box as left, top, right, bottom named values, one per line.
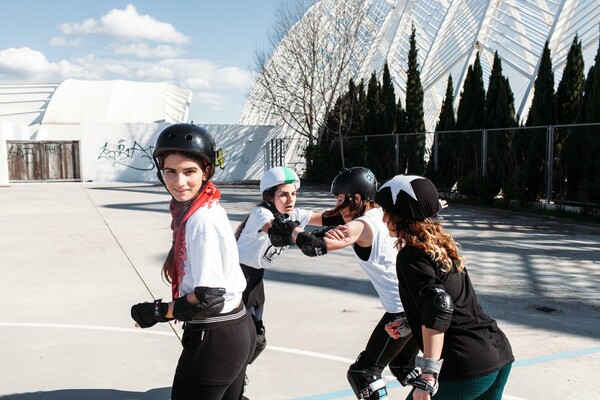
left=98, top=139, right=230, bottom=171
left=97, top=140, right=155, bottom=171
left=7, top=144, right=35, bottom=164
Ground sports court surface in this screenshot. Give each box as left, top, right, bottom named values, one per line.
left=1, top=183, right=599, bottom=399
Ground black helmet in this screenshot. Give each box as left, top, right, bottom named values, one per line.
left=331, top=167, right=377, bottom=200
left=375, top=174, right=441, bottom=220
left=153, top=123, right=216, bottom=165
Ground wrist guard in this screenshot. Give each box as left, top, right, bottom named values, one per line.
left=296, top=231, right=327, bottom=257
left=268, top=214, right=300, bottom=247
left=173, top=287, right=226, bottom=321
left=402, top=356, right=443, bottom=396
left=131, top=299, right=172, bottom=328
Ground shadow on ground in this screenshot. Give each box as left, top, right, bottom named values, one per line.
left=0, top=388, right=170, bottom=400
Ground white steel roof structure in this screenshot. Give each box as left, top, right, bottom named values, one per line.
left=242, top=0, right=600, bottom=132
left=42, top=79, right=191, bottom=124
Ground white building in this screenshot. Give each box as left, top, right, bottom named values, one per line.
left=0, top=79, right=295, bottom=184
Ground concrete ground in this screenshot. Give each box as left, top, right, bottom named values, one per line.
left=0, top=182, right=599, bottom=400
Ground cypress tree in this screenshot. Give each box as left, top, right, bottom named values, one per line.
left=575, top=36, right=600, bottom=203
left=363, top=71, right=383, bottom=174
left=454, top=52, right=485, bottom=198
left=428, top=75, right=456, bottom=190
left=377, top=63, right=398, bottom=177
left=395, top=95, right=408, bottom=174
left=404, top=25, right=426, bottom=174
left=555, top=34, right=585, bottom=201
left=485, top=52, right=517, bottom=204
left=519, top=41, right=556, bottom=202
left=556, top=34, right=585, bottom=125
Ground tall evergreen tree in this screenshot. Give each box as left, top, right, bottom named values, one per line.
left=526, top=41, right=557, bottom=126
left=395, top=95, right=408, bottom=174
left=556, top=34, right=585, bottom=125
left=363, top=71, right=384, bottom=175
left=485, top=52, right=517, bottom=204
left=364, top=71, right=382, bottom=136
left=404, top=25, right=426, bottom=174
left=572, top=36, right=600, bottom=203
left=454, top=52, right=485, bottom=198
left=517, top=41, right=556, bottom=202
left=381, top=63, right=397, bottom=134
left=375, top=63, right=398, bottom=178
left=428, top=75, right=456, bottom=190
left=555, top=34, right=585, bottom=201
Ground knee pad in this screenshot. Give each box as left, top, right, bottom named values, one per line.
left=347, top=368, right=387, bottom=399
left=347, top=353, right=387, bottom=399
left=248, top=320, right=266, bottom=364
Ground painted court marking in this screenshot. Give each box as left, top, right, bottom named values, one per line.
left=2, top=322, right=599, bottom=400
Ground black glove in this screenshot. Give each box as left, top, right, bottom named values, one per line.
left=268, top=214, right=300, bottom=247
left=131, top=299, right=172, bottom=328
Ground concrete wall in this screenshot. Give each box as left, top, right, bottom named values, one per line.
left=0, top=122, right=290, bottom=184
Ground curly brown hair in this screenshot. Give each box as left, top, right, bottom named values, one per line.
left=386, top=213, right=465, bottom=273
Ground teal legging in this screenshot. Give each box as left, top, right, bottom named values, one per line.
left=406, top=363, right=512, bottom=400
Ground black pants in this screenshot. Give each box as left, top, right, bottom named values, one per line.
left=171, top=307, right=257, bottom=400
left=241, top=264, right=265, bottom=319
left=353, top=312, right=419, bottom=372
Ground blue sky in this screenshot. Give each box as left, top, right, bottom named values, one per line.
left=0, top=1, right=285, bottom=124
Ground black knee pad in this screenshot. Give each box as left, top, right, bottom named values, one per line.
left=347, top=352, right=387, bottom=399
left=248, top=319, right=266, bottom=364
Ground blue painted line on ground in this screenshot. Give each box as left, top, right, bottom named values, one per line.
left=290, top=345, right=600, bottom=400
left=512, top=345, right=600, bottom=367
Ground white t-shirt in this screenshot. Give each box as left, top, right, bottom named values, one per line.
left=353, top=208, right=404, bottom=314
left=237, top=206, right=313, bottom=269
left=179, top=200, right=246, bottom=313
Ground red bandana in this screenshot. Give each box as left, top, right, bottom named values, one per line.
left=169, top=180, right=221, bottom=299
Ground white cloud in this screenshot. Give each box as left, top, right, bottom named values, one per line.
left=50, top=37, right=82, bottom=47
left=112, top=43, right=184, bottom=59
left=181, top=77, right=211, bottom=90
left=0, top=47, right=57, bottom=78
left=193, top=90, right=228, bottom=111
left=59, top=4, right=189, bottom=44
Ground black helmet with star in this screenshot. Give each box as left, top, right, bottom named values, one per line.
left=375, top=175, right=441, bottom=220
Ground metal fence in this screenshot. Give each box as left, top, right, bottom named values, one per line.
left=337, top=122, right=600, bottom=208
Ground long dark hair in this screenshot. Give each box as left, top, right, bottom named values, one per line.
left=323, top=195, right=377, bottom=221
left=158, top=149, right=216, bottom=285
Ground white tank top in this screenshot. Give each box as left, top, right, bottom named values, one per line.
left=353, top=208, right=404, bottom=314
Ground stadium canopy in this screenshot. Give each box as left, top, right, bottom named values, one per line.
left=42, top=79, right=191, bottom=124
left=242, top=0, right=600, bottom=131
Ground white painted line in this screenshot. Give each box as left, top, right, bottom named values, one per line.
left=267, top=345, right=354, bottom=363
left=0, top=322, right=354, bottom=363
left=0, top=322, right=175, bottom=336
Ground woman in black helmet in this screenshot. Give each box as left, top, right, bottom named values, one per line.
left=270, top=166, right=420, bottom=400
left=130, top=123, right=256, bottom=400
left=376, top=174, right=513, bottom=400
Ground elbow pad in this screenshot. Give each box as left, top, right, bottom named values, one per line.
left=296, top=231, right=327, bottom=257
left=173, top=287, right=226, bottom=321
left=421, top=288, right=454, bottom=332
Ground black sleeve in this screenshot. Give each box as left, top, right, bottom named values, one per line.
left=398, top=248, right=447, bottom=328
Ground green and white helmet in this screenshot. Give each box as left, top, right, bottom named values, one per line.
left=260, top=166, right=300, bottom=193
